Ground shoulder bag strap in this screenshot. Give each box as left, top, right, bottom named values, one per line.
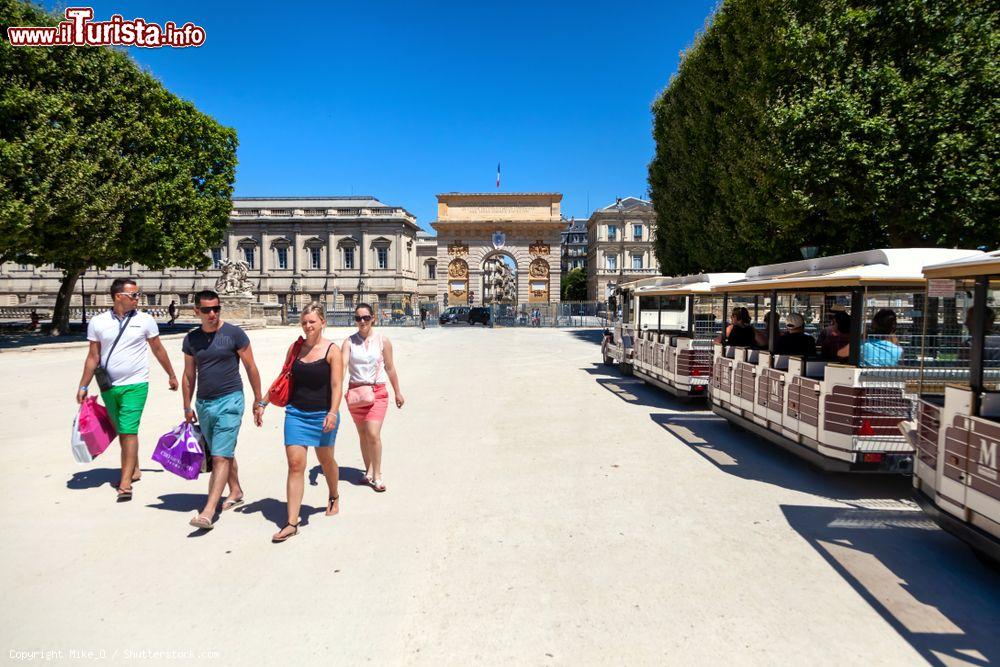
left=102, top=311, right=135, bottom=367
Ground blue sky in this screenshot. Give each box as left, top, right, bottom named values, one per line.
left=42, top=0, right=718, bottom=230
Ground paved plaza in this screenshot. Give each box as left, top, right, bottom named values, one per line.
left=0, top=326, right=998, bottom=665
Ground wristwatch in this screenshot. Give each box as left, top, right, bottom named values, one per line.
left=184, top=407, right=194, bottom=414
left=80, top=386, right=88, bottom=391
left=255, top=400, right=267, bottom=408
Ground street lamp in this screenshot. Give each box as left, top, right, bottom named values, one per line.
left=289, top=279, right=299, bottom=315
left=800, top=245, right=819, bottom=260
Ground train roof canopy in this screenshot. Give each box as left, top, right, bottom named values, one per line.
left=635, top=273, right=745, bottom=295
left=712, top=248, right=984, bottom=293
left=923, top=250, right=1000, bottom=279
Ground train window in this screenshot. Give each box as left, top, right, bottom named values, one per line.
left=639, top=296, right=658, bottom=311
left=659, top=296, right=686, bottom=311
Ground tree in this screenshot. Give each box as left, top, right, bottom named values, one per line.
left=561, top=267, right=588, bottom=301
left=648, top=0, right=998, bottom=276
left=0, top=0, right=238, bottom=333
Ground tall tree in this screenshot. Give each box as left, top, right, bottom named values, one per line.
left=0, top=0, right=237, bottom=333
left=649, top=0, right=998, bottom=276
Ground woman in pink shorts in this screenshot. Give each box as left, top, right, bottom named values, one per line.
left=342, top=303, right=405, bottom=492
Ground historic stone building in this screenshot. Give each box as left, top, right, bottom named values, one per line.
left=586, top=197, right=661, bottom=301
left=560, top=217, right=588, bottom=274
left=431, top=193, right=564, bottom=307
left=0, top=196, right=437, bottom=314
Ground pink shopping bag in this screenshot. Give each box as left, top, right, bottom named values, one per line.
left=152, top=423, right=204, bottom=480
left=77, top=397, right=117, bottom=458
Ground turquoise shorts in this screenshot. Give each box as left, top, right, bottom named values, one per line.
left=195, top=391, right=244, bottom=458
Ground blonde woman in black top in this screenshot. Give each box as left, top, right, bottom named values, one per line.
left=256, top=303, right=344, bottom=543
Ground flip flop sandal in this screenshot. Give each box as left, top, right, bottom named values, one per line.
left=115, top=487, right=133, bottom=502
left=189, top=515, right=214, bottom=530
left=372, top=478, right=386, bottom=493
left=272, top=522, right=300, bottom=543
left=221, top=496, right=244, bottom=512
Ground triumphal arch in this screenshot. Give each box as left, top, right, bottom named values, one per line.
left=431, top=193, right=564, bottom=307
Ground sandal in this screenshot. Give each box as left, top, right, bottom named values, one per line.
left=326, top=495, right=339, bottom=516
left=372, top=478, right=386, bottom=493
left=221, top=495, right=244, bottom=512
left=189, top=514, right=214, bottom=530
left=272, top=521, right=300, bottom=543
left=115, top=486, right=133, bottom=502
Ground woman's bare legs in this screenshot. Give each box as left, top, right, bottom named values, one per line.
left=315, top=446, right=340, bottom=515
left=355, top=421, right=373, bottom=481
left=363, top=419, right=385, bottom=490
left=275, top=446, right=306, bottom=540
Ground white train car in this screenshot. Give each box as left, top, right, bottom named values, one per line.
left=708, top=248, right=983, bottom=473
left=901, top=251, right=1000, bottom=562
left=630, top=274, right=743, bottom=398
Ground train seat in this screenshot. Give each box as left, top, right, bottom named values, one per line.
left=804, top=360, right=829, bottom=379
left=724, top=346, right=736, bottom=359
left=982, top=391, right=1000, bottom=420
left=745, top=349, right=760, bottom=364
left=773, top=355, right=790, bottom=371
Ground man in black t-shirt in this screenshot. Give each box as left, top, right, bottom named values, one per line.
left=774, top=312, right=817, bottom=357
left=181, top=290, right=264, bottom=531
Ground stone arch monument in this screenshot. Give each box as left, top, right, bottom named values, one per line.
left=431, top=193, right=564, bottom=307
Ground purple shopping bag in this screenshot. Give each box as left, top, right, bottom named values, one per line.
left=152, top=423, right=204, bottom=480
left=78, top=397, right=116, bottom=458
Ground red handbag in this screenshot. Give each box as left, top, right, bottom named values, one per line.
left=267, top=337, right=304, bottom=407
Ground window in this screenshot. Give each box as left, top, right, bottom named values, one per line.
left=310, top=247, right=321, bottom=270
left=377, top=247, right=388, bottom=269
left=242, top=247, right=255, bottom=268
left=632, top=254, right=643, bottom=270
left=633, top=224, right=643, bottom=241
left=211, top=248, right=222, bottom=269
left=344, top=295, right=353, bottom=309
left=606, top=255, right=617, bottom=271
left=607, top=225, right=617, bottom=242
left=276, top=247, right=288, bottom=270
left=428, top=263, right=436, bottom=280
left=343, top=246, right=355, bottom=269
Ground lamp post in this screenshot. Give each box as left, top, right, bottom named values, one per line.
left=800, top=245, right=819, bottom=260
left=80, top=269, right=87, bottom=327
left=289, top=279, right=298, bottom=315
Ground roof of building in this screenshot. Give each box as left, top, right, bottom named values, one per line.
left=597, top=196, right=652, bottom=212
left=232, top=196, right=391, bottom=208
left=437, top=192, right=562, bottom=198
left=562, top=217, right=588, bottom=233
left=416, top=231, right=437, bottom=240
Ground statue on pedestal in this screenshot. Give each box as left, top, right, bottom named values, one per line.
left=215, top=259, right=255, bottom=296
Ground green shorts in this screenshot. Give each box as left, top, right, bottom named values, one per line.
left=101, top=383, right=149, bottom=435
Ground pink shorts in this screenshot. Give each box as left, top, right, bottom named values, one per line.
left=347, top=384, right=389, bottom=423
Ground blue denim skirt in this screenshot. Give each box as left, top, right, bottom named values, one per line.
left=283, top=404, right=338, bottom=447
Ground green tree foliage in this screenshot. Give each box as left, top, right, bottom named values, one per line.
left=561, top=267, right=588, bottom=301
left=649, top=0, right=998, bottom=275
left=0, top=0, right=237, bottom=333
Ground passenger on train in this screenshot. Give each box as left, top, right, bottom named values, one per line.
left=754, top=311, right=778, bottom=348
left=819, top=311, right=851, bottom=361
left=964, top=307, right=1000, bottom=362
left=774, top=312, right=817, bottom=357
left=858, top=309, right=902, bottom=367
left=716, top=307, right=756, bottom=347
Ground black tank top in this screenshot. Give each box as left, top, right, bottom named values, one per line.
left=725, top=324, right=756, bottom=347
left=289, top=343, right=334, bottom=412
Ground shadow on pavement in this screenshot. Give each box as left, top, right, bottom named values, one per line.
left=582, top=362, right=701, bottom=412
left=782, top=504, right=1000, bottom=666
left=237, top=497, right=324, bottom=528
left=66, top=467, right=161, bottom=490
left=146, top=493, right=206, bottom=513
left=564, top=329, right=607, bottom=346
left=308, top=465, right=368, bottom=487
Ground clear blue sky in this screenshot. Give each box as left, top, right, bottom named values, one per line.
left=43, top=0, right=717, bottom=231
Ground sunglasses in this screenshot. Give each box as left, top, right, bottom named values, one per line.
left=117, top=291, right=142, bottom=299
left=198, top=306, right=222, bottom=314
left=354, top=315, right=372, bottom=322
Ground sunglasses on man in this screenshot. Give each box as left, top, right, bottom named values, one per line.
left=198, top=306, right=222, bottom=314
left=116, top=291, right=142, bottom=299
left=354, top=315, right=372, bottom=322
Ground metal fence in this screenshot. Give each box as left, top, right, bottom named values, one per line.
left=326, top=301, right=611, bottom=328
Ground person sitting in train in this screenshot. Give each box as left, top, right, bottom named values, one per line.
left=964, top=306, right=1000, bottom=362
left=716, top=307, right=756, bottom=347
left=853, top=309, right=902, bottom=366
left=754, top=311, right=778, bottom=348
left=774, top=312, right=817, bottom=357
left=819, top=311, right=851, bottom=361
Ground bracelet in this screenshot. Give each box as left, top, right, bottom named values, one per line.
left=80, top=386, right=88, bottom=391
left=255, top=400, right=268, bottom=408
left=184, top=407, right=194, bottom=414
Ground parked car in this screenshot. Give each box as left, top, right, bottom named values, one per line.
left=439, top=306, right=470, bottom=325
left=468, top=307, right=490, bottom=326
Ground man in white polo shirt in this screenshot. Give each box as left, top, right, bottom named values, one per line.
left=77, top=278, right=179, bottom=501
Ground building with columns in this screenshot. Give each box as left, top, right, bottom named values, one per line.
left=0, top=196, right=438, bottom=314
left=431, top=193, right=564, bottom=307
left=586, top=197, right=661, bottom=301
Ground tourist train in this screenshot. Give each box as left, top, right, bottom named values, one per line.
left=899, top=251, right=1000, bottom=562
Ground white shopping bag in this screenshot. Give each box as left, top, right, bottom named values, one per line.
left=71, top=413, right=93, bottom=464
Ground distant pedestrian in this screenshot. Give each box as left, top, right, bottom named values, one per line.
left=167, top=300, right=177, bottom=325
left=257, top=303, right=344, bottom=543
left=182, top=290, right=264, bottom=531
left=420, top=307, right=427, bottom=330
left=29, top=309, right=39, bottom=331
left=76, top=278, right=178, bottom=502
left=342, top=303, right=404, bottom=493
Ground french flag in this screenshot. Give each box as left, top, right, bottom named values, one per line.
left=496, top=161, right=500, bottom=189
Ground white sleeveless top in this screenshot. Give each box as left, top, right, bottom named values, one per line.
left=346, top=332, right=387, bottom=384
